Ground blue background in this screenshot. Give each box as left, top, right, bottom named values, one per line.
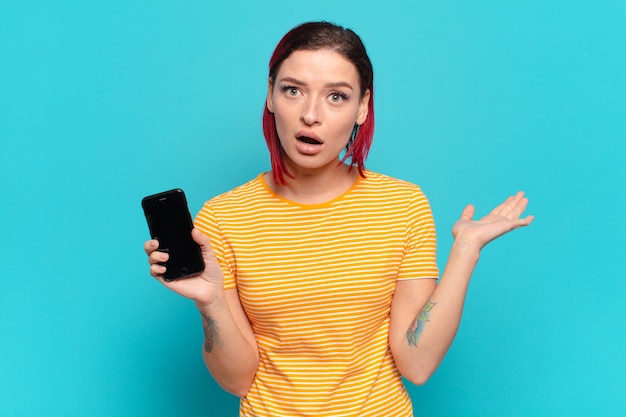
left=1, top=1, right=624, bottom=416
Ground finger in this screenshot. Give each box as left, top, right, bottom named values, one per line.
left=150, top=263, right=167, bottom=278
left=518, top=214, right=535, bottom=227
left=490, top=195, right=516, bottom=217
left=460, top=204, right=475, bottom=221
left=192, top=228, right=213, bottom=254
left=503, top=192, right=529, bottom=219
left=144, top=239, right=159, bottom=255
left=507, top=214, right=535, bottom=231
left=511, top=196, right=530, bottom=219
left=495, top=191, right=525, bottom=218
left=148, top=249, right=169, bottom=265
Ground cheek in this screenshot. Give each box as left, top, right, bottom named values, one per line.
left=271, top=104, right=291, bottom=134
left=275, top=116, right=293, bottom=143
left=331, top=110, right=360, bottom=137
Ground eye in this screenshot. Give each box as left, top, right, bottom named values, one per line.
left=280, top=85, right=301, bottom=97
left=329, top=92, right=348, bottom=103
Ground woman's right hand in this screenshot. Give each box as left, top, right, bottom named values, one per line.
left=144, top=228, right=225, bottom=306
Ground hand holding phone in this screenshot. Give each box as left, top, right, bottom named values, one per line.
left=142, top=189, right=205, bottom=281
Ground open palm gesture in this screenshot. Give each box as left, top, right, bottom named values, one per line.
left=452, top=191, right=534, bottom=250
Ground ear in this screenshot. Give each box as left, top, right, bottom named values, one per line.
left=266, top=78, right=275, bottom=113
left=356, top=88, right=370, bottom=125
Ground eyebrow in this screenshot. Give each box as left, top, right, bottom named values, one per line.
left=278, top=76, right=355, bottom=91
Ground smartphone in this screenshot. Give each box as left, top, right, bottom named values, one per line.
left=141, top=188, right=205, bottom=281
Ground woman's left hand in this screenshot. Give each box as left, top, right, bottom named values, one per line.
left=452, top=191, right=534, bottom=251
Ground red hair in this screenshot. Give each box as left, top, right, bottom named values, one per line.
left=262, top=22, right=375, bottom=185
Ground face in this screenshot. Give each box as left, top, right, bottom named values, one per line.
left=266, top=49, right=370, bottom=176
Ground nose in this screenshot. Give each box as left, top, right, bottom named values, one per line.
left=301, top=97, right=321, bottom=126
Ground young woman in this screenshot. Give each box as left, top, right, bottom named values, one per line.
left=144, top=21, right=533, bottom=417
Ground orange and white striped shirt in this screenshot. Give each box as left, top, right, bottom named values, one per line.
left=194, top=171, right=439, bottom=417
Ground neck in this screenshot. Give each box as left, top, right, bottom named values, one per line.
left=267, top=162, right=360, bottom=205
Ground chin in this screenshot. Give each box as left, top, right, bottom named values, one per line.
left=285, top=156, right=341, bottom=174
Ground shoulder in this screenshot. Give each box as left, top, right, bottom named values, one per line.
left=359, top=171, right=429, bottom=201
left=195, top=174, right=269, bottom=225
left=206, top=174, right=267, bottom=208
left=361, top=170, right=420, bottom=189
left=355, top=171, right=434, bottom=220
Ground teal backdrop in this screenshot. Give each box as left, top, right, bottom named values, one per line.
left=1, top=1, right=625, bottom=416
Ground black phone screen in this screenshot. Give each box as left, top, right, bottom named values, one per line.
left=141, top=189, right=205, bottom=281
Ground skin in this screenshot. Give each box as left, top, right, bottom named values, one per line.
left=265, top=49, right=370, bottom=204
left=389, top=192, right=533, bottom=384
left=144, top=47, right=534, bottom=395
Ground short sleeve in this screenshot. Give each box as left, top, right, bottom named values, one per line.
left=193, top=202, right=237, bottom=290
left=397, top=187, right=439, bottom=281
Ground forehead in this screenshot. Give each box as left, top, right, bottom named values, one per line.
left=275, top=49, right=360, bottom=87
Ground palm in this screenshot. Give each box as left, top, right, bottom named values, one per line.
left=162, top=232, right=225, bottom=303
left=452, top=192, right=534, bottom=250
left=147, top=228, right=225, bottom=305
left=162, top=272, right=220, bottom=303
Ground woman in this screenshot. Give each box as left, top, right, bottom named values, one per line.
left=145, top=21, right=533, bottom=417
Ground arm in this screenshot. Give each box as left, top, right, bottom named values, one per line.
left=389, top=192, right=534, bottom=385
left=195, top=287, right=259, bottom=397
left=145, top=228, right=259, bottom=396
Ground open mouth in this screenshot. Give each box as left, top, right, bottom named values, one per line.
left=297, top=136, right=322, bottom=145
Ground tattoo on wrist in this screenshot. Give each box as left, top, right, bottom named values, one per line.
left=406, top=300, right=437, bottom=347
left=200, top=312, right=219, bottom=353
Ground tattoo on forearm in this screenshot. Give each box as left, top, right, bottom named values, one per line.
left=406, top=300, right=437, bottom=347
left=200, top=312, right=220, bottom=353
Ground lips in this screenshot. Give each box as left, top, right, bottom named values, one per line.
left=297, top=136, right=322, bottom=145
left=294, top=131, right=324, bottom=155
left=296, top=131, right=323, bottom=145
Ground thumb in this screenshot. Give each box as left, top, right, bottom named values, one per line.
left=191, top=227, right=212, bottom=252
left=460, top=204, right=475, bottom=221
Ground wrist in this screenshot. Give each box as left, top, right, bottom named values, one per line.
left=450, top=237, right=481, bottom=261
left=194, top=287, right=226, bottom=312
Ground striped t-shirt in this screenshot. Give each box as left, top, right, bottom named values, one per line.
left=194, top=171, right=439, bottom=417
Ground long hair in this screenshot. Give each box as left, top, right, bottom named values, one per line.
left=262, top=21, right=375, bottom=185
